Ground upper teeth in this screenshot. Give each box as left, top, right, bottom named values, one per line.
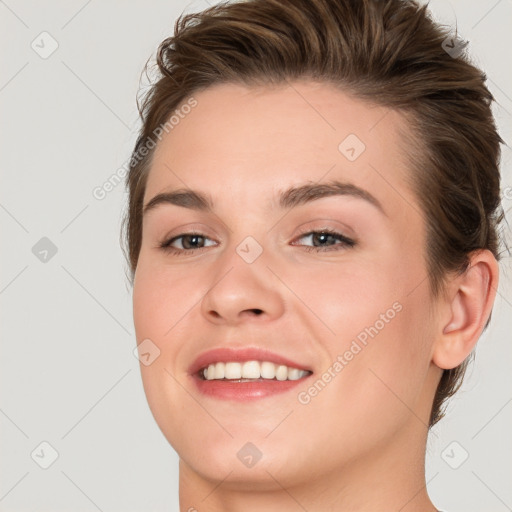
left=202, top=361, right=310, bottom=381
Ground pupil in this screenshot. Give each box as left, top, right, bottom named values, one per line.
left=184, top=235, right=204, bottom=249
left=314, top=233, right=333, bottom=246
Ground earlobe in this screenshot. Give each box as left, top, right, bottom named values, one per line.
left=432, top=250, right=499, bottom=370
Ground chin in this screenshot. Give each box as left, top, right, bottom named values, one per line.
left=177, top=430, right=306, bottom=487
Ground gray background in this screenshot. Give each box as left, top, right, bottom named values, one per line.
left=1, top=0, right=511, bottom=510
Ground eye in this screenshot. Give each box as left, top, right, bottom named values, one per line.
left=292, top=229, right=356, bottom=252
left=158, top=232, right=217, bottom=255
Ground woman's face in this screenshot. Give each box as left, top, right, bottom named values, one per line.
left=133, top=81, right=441, bottom=489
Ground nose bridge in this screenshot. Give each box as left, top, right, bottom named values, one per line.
left=200, top=232, right=284, bottom=324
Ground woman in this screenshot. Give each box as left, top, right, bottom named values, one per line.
left=122, top=0, right=504, bottom=510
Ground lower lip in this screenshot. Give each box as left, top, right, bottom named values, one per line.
left=192, top=374, right=312, bottom=400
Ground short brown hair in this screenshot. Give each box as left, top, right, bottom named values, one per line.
left=121, top=0, right=505, bottom=428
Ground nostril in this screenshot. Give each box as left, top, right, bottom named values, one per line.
left=242, top=308, right=264, bottom=316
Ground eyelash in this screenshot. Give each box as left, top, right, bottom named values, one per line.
left=158, top=228, right=356, bottom=256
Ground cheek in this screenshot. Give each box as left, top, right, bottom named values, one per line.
left=293, top=298, right=433, bottom=462
left=132, top=262, right=188, bottom=443
left=132, top=262, right=200, bottom=419
left=279, top=254, right=409, bottom=341
left=132, top=254, right=188, bottom=338
left=336, top=287, right=433, bottom=426
left=289, top=253, right=433, bottom=417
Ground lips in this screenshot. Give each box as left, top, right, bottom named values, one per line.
left=188, top=346, right=314, bottom=401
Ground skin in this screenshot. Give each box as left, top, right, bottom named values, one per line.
left=132, top=81, right=498, bottom=512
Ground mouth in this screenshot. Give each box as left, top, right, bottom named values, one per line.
left=189, top=348, right=314, bottom=401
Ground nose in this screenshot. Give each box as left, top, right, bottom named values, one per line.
left=200, top=248, right=285, bottom=326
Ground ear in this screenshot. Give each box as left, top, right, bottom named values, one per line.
left=432, top=249, right=499, bottom=370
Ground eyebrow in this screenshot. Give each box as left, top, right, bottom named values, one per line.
left=142, top=180, right=386, bottom=217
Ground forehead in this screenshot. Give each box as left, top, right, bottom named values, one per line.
left=144, top=81, right=418, bottom=219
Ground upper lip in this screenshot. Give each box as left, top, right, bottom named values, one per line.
left=189, top=347, right=313, bottom=376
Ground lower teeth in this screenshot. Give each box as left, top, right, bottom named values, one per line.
left=204, top=377, right=298, bottom=382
